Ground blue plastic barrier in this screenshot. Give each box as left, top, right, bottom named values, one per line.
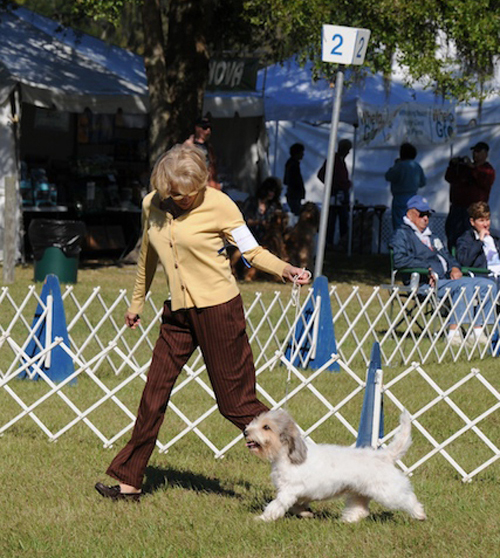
left=19, top=274, right=75, bottom=384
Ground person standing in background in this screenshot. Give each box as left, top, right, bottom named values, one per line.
left=283, top=143, right=305, bottom=216
left=385, top=142, right=426, bottom=231
left=317, top=138, right=352, bottom=248
left=184, top=116, right=221, bottom=189
left=444, top=141, right=495, bottom=251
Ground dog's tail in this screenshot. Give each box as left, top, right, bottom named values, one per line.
left=384, top=411, right=412, bottom=463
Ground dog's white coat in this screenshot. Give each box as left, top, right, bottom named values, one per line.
left=244, top=409, right=426, bottom=522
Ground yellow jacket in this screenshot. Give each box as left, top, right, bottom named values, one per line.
left=128, top=187, right=288, bottom=313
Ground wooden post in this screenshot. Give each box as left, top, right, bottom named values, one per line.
left=3, top=176, right=16, bottom=284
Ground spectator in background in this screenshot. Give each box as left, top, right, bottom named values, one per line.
left=391, top=195, right=497, bottom=346
left=184, top=116, right=220, bottom=189
left=317, top=138, right=352, bottom=248
left=242, top=176, right=283, bottom=243
left=456, top=201, right=500, bottom=277
left=283, top=143, right=305, bottom=216
left=385, top=142, right=426, bottom=231
left=444, top=141, right=495, bottom=251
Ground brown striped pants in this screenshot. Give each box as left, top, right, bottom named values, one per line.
left=106, top=294, right=269, bottom=489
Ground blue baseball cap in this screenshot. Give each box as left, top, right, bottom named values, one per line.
left=406, top=195, right=434, bottom=213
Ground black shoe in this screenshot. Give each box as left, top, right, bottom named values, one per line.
left=95, top=482, right=141, bottom=502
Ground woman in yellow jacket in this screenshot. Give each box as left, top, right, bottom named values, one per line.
left=96, top=144, right=310, bottom=500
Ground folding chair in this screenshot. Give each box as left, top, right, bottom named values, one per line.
left=381, top=249, right=439, bottom=332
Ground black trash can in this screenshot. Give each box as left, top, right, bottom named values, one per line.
left=28, top=219, right=87, bottom=283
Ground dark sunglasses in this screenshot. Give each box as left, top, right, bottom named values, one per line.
left=418, top=211, right=431, bottom=218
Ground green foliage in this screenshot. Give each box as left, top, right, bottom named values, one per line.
left=243, top=0, right=500, bottom=101
left=71, top=0, right=130, bottom=24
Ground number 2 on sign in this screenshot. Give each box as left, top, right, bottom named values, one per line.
left=356, top=37, right=365, bottom=58
left=330, top=33, right=343, bottom=55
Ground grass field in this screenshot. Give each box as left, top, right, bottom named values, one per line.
left=1, top=257, right=499, bottom=558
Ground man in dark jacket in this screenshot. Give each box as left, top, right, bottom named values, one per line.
left=456, top=202, right=500, bottom=276
left=317, top=138, right=352, bottom=247
left=391, top=195, right=497, bottom=345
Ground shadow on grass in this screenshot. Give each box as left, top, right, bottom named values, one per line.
left=246, top=501, right=397, bottom=522
left=143, top=465, right=241, bottom=498
left=303, top=509, right=396, bottom=523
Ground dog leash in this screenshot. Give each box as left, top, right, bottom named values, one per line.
left=291, top=268, right=311, bottom=307
left=286, top=269, right=312, bottom=407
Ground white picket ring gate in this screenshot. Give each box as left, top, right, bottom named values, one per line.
left=1, top=282, right=499, bottom=481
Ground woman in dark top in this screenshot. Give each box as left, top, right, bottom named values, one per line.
left=456, top=201, right=500, bottom=276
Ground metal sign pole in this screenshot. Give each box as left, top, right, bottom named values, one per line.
left=314, top=70, right=344, bottom=278
left=316, top=23, right=370, bottom=276
left=347, top=125, right=358, bottom=258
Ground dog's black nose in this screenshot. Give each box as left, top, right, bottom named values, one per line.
left=243, top=428, right=248, bottom=438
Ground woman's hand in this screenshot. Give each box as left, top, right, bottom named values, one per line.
left=125, top=312, right=141, bottom=329
left=479, top=228, right=490, bottom=241
left=282, top=265, right=312, bottom=285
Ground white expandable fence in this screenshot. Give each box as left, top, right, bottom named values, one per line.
left=0, top=282, right=499, bottom=481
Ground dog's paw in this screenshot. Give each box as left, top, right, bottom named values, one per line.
left=341, top=508, right=370, bottom=523
left=290, top=505, right=315, bottom=519
left=412, top=503, right=427, bottom=521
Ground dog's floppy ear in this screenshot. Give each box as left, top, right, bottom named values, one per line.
left=279, top=416, right=308, bottom=465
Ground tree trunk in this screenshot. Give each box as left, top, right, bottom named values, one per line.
left=141, top=0, right=170, bottom=166
left=141, top=0, right=211, bottom=167
left=164, top=0, right=211, bottom=145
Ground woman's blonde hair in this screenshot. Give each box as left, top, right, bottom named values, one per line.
left=150, top=144, right=209, bottom=199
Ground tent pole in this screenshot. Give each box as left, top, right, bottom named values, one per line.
left=347, top=125, right=357, bottom=258
left=314, top=70, right=344, bottom=278
left=273, top=120, right=279, bottom=175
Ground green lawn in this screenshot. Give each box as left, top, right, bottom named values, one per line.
left=1, top=259, right=499, bottom=558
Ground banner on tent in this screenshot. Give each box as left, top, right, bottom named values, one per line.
left=357, top=102, right=455, bottom=147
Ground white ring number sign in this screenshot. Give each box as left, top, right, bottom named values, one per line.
left=322, top=25, right=371, bottom=65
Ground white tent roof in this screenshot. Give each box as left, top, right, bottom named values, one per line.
left=257, top=57, right=450, bottom=124
left=0, top=6, right=149, bottom=114
left=0, top=6, right=266, bottom=118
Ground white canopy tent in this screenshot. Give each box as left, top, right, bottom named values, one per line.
left=0, top=7, right=265, bottom=262
left=0, top=7, right=150, bottom=114
left=0, top=6, right=152, bottom=261
left=257, top=58, right=500, bottom=244
left=258, top=58, right=442, bottom=124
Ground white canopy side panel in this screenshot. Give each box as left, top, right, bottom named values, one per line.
left=267, top=119, right=500, bottom=232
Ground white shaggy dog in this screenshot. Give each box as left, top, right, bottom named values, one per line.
left=244, top=409, right=426, bottom=522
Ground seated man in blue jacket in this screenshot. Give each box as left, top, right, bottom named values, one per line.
left=391, top=195, right=497, bottom=345
left=456, top=201, right=500, bottom=277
